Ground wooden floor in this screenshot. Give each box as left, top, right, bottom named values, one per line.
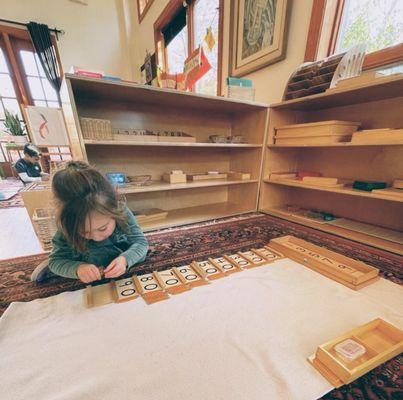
left=0, top=207, right=44, bottom=260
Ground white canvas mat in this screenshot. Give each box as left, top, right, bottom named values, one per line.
left=0, top=259, right=402, bottom=400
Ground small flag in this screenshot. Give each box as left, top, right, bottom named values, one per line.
left=204, top=27, right=216, bottom=51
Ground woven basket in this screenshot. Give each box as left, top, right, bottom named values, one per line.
left=32, top=208, right=57, bottom=251
left=49, top=160, right=70, bottom=176
left=80, top=117, right=113, bottom=140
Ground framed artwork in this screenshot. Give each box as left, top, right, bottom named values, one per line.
left=25, top=106, right=69, bottom=146
left=229, top=0, right=291, bottom=77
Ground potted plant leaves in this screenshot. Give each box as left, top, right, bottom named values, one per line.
left=4, top=109, right=28, bottom=144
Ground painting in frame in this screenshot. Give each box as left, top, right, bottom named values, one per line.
left=229, top=0, right=291, bottom=77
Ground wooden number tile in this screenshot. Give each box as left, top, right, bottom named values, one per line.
left=155, top=269, right=190, bottom=295
left=172, top=265, right=209, bottom=288
left=133, top=273, right=169, bottom=304
left=225, top=253, right=253, bottom=269
left=86, top=282, right=115, bottom=308
left=113, top=277, right=139, bottom=303
left=239, top=250, right=268, bottom=267
left=252, top=246, right=284, bottom=262
left=209, top=257, right=240, bottom=274
left=192, top=260, right=226, bottom=280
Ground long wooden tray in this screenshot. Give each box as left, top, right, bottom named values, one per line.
left=269, top=235, right=379, bottom=290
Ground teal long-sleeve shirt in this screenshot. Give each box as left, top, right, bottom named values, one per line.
left=48, top=206, right=149, bottom=279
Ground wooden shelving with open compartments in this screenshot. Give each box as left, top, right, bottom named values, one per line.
left=61, top=74, right=268, bottom=232
left=259, top=74, right=403, bottom=255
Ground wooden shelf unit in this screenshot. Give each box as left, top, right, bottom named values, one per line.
left=259, top=75, right=403, bottom=255
left=61, top=74, right=268, bottom=231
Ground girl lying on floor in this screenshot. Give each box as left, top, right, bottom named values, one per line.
left=31, top=161, right=148, bottom=283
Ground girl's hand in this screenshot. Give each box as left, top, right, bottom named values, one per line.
left=104, top=256, right=127, bottom=278
left=77, top=263, right=102, bottom=283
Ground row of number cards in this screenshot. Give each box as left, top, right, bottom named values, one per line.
left=86, top=245, right=283, bottom=308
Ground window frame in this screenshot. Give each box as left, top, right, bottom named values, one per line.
left=0, top=24, right=63, bottom=108
left=154, top=0, right=224, bottom=95
left=137, top=0, right=155, bottom=23
left=304, top=0, right=403, bottom=69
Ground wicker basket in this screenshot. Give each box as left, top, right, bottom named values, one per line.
left=49, top=160, right=70, bottom=176
left=32, top=208, right=57, bottom=251
left=80, top=117, right=113, bottom=140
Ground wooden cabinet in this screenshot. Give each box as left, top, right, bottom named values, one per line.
left=259, top=75, right=403, bottom=255
left=61, top=74, right=268, bottom=231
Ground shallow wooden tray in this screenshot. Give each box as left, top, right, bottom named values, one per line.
left=269, top=235, right=379, bottom=290
left=309, top=318, right=403, bottom=387
left=275, top=120, right=360, bottom=137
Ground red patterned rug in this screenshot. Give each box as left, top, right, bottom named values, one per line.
left=0, top=213, right=402, bottom=399
left=0, top=178, right=24, bottom=209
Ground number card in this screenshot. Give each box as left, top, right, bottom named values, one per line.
left=210, top=257, right=240, bottom=274
left=85, top=282, right=115, bottom=308
left=113, top=277, right=139, bottom=303
left=154, top=269, right=190, bottom=295
left=239, top=250, right=267, bottom=267
left=252, top=246, right=283, bottom=262
left=225, top=253, right=253, bottom=269
left=192, top=260, right=226, bottom=280
left=172, top=265, right=208, bottom=288
left=133, top=273, right=170, bottom=304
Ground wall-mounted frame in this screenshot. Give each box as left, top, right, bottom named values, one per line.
left=229, top=0, right=291, bottom=77
left=137, top=0, right=155, bottom=23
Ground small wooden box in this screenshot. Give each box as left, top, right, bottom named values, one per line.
left=309, top=318, right=403, bottom=387
left=227, top=171, right=251, bottom=180
left=162, top=173, right=187, bottom=184
left=187, top=173, right=227, bottom=181
left=269, top=235, right=379, bottom=290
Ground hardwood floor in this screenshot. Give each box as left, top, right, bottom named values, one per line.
left=0, top=207, right=44, bottom=260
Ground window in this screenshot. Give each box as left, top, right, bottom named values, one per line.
left=137, top=0, right=155, bottom=22
left=155, top=0, right=223, bottom=96
left=20, top=50, right=59, bottom=108
left=0, top=47, right=23, bottom=132
left=335, top=0, right=403, bottom=54
left=0, top=26, right=63, bottom=163
left=305, top=0, right=403, bottom=69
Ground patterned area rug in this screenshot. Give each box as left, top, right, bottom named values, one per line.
left=0, top=213, right=402, bottom=400
left=0, top=178, right=24, bottom=209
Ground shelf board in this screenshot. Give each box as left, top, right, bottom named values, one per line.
left=139, top=202, right=254, bottom=231
left=268, top=142, right=403, bottom=148
left=84, top=140, right=262, bottom=148
left=270, top=74, right=403, bottom=111
left=118, top=179, right=258, bottom=194
left=65, top=74, right=268, bottom=112
left=264, top=179, right=403, bottom=203
left=261, top=207, right=403, bottom=256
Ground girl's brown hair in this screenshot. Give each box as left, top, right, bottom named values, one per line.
left=52, top=161, right=127, bottom=253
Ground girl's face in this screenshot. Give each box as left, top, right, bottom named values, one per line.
left=83, top=210, right=116, bottom=242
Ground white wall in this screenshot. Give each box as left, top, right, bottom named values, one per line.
left=126, top=0, right=314, bottom=103
left=0, top=0, right=132, bottom=80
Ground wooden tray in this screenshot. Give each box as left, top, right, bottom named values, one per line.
left=309, top=318, right=403, bottom=387
left=269, top=236, right=379, bottom=290
left=275, top=134, right=352, bottom=145
left=350, top=128, right=403, bottom=144
left=275, top=121, right=360, bottom=137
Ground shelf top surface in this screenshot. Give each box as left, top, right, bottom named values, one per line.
left=84, top=139, right=262, bottom=148
left=65, top=74, right=269, bottom=112
left=270, top=74, right=403, bottom=111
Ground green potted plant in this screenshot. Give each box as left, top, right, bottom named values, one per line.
left=4, top=109, right=27, bottom=144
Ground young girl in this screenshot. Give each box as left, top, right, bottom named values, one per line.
left=31, top=161, right=149, bottom=283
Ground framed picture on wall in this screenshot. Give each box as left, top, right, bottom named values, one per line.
left=229, top=0, right=291, bottom=77
left=25, top=106, right=69, bottom=146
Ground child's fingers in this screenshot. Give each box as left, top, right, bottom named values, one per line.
left=91, top=266, right=102, bottom=281
left=104, top=261, right=116, bottom=274
left=105, top=264, right=124, bottom=278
